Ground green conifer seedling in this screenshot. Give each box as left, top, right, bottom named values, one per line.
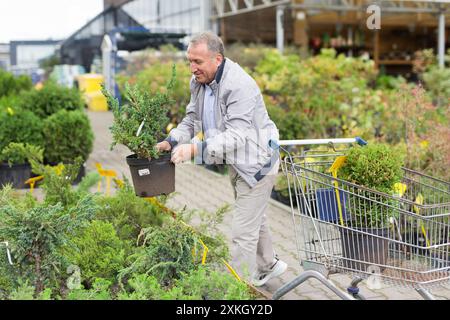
left=102, top=65, right=176, bottom=159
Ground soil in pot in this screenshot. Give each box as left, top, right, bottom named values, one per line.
left=0, top=163, right=33, bottom=189
left=340, top=227, right=390, bottom=272
left=126, top=153, right=175, bottom=198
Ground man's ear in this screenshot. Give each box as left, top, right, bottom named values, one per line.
left=216, top=54, right=224, bottom=66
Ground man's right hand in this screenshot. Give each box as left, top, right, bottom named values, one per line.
left=156, top=141, right=172, bottom=153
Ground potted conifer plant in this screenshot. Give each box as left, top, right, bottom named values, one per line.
left=102, top=67, right=176, bottom=198
left=0, top=142, right=43, bottom=189
left=338, top=143, right=404, bottom=271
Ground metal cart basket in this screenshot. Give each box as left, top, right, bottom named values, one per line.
left=270, top=138, right=450, bottom=300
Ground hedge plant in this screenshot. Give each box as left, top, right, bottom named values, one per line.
left=339, top=144, right=404, bottom=193
left=0, top=70, right=32, bottom=97
left=338, top=144, right=405, bottom=228
left=18, top=82, right=84, bottom=118
left=0, top=110, right=44, bottom=151
left=95, top=182, right=165, bottom=242
left=42, top=109, right=93, bottom=164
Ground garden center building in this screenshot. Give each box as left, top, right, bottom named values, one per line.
left=61, top=0, right=449, bottom=75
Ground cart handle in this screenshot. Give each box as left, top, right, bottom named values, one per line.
left=269, top=137, right=367, bottom=150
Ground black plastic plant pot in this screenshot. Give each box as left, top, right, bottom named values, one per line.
left=340, top=227, right=390, bottom=272
left=0, top=163, right=33, bottom=189
left=126, top=153, right=175, bottom=198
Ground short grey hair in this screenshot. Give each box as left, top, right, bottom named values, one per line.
left=189, top=31, right=225, bottom=57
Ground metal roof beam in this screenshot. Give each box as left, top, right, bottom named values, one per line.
left=211, top=0, right=291, bottom=19
left=290, top=2, right=449, bottom=14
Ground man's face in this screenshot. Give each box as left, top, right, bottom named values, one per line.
left=187, top=42, right=223, bottom=84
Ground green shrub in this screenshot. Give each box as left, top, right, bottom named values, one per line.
left=65, top=278, right=112, bottom=300
left=30, top=157, right=99, bottom=209
left=0, top=110, right=44, bottom=151
left=226, top=43, right=279, bottom=71
left=162, top=267, right=253, bottom=300
left=0, top=142, right=43, bottom=166
left=18, top=82, right=84, bottom=118
left=339, top=144, right=405, bottom=228
left=375, top=74, right=406, bottom=90
left=63, top=220, right=127, bottom=285
left=254, top=48, right=379, bottom=139
left=42, top=109, right=93, bottom=163
left=119, top=219, right=198, bottom=286
left=0, top=95, right=23, bottom=113
left=116, top=273, right=163, bottom=300
left=104, top=67, right=175, bottom=159
left=0, top=250, right=17, bottom=299
left=0, top=70, right=32, bottom=97
left=95, top=182, right=165, bottom=242
left=0, top=195, right=96, bottom=294
left=422, top=66, right=450, bottom=107
left=339, top=144, right=405, bottom=193
left=8, top=281, right=52, bottom=300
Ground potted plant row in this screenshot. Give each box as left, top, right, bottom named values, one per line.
left=102, top=66, right=176, bottom=198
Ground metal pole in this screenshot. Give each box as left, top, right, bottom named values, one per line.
left=277, top=5, right=285, bottom=54
left=438, top=10, right=446, bottom=68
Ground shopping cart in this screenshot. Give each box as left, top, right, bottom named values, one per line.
left=269, top=138, right=450, bottom=300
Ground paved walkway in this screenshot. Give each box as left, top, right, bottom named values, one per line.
left=86, top=110, right=450, bottom=300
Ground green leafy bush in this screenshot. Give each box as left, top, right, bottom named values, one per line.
left=103, top=67, right=175, bottom=159
left=0, top=70, right=32, bottom=97
left=63, top=220, right=126, bottom=285
left=338, top=144, right=405, bottom=228
left=18, top=82, right=84, bottom=118
left=0, top=195, right=96, bottom=294
left=422, top=66, right=450, bottom=107
left=0, top=142, right=43, bottom=166
left=119, top=219, right=197, bottom=286
left=339, top=144, right=405, bottom=193
left=42, top=109, right=93, bottom=163
left=0, top=110, right=44, bottom=151
left=95, top=182, right=165, bottom=242
left=254, top=48, right=379, bottom=139
left=177, top=205, right=231, bottom=266
left=163, top=267, right=253, bottom=300
left=116, top=273, right=163, bottom=300
left=0, top=95, right=23, bottom=113
left=8, top=281, right=52, bottom=300
left=30, top=157, right=99, bottom=208
left=118, top=267, right=253, bottom=300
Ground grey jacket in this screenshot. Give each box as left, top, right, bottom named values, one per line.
left=166, top=58, right=279, bottom=188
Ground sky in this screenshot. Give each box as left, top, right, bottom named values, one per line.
left=0, top=0, right=104, bottom=43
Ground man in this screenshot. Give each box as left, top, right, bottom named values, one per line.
left=156, top=31, right=287, bottom=286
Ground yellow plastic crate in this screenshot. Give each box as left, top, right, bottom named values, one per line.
left=85, top=91, right=108, bottom=111
left=77, top=74, right=104, bottom=94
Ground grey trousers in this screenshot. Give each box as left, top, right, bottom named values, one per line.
left=228, top=163, right=279, bottom=279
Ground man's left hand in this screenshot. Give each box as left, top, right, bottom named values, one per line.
left=171, top=144, right=198, bottom=164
